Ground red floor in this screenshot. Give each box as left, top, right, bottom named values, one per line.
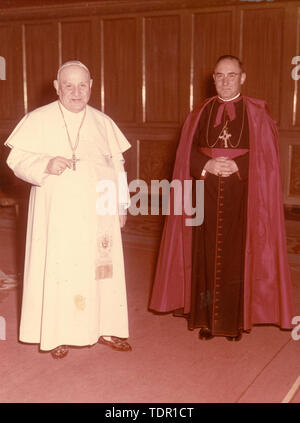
left=0, top=209, right=300, bottom=403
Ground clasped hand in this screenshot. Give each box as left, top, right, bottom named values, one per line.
left=204, top=157, right=238, bottom=177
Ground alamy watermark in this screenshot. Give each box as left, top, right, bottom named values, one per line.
left=0, top=56, right=6, bottom=80
left=291, top=316, right=300, bottom=341
left=96, top=176, right=204, bottom=226
left=291, top=56, right=300, bottom=81
left=0, top=316, right=6, bottom=340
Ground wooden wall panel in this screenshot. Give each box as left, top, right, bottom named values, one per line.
left=60, top=19, right=101, bottom=109
left=292, top=7, right=300, bottom=128
left=240, top=7, right=284, bottom=124
left=0, top=24, right=23, bottom=122
left=192, top=11, right=233, bottom=107
left=280, top=135, right=300, bottom=206
left=139, top=139, right=178, bottom=186
left=61, top=20, right=93, bottom=69
left=102, top=18, right=137, bottom=123
left=278, top=5, right=296, bottom=130
left=290, top=144, right=300, bottom=197
left=144, top=14, right=180, bottom=124
left=25, top=22, right=59, bottom=112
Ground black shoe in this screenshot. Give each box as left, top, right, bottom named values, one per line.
left=199, top=328, right=214, bottom=340
left=226, top=333, right=242, bottom=342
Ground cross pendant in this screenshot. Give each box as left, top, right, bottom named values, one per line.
left=218, top=124, right=232, bottom=148
left=72, top=154, right=79, bottom=171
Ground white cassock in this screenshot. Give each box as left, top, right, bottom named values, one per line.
left=5, top=100, right=131, bottom=351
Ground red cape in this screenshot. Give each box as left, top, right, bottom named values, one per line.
left=149, top=96, right=295, bottom=330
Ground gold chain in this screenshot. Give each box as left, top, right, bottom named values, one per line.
left=206, top=98, right=245, bottom=148
left=57, top=101, right=87, bottom=158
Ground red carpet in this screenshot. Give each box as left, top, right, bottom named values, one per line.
left=0, top=209, right=300, bottom=403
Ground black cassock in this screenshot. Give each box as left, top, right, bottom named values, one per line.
left=187, top=96, right=249, bottom=337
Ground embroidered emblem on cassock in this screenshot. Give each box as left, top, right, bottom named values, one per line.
left=95, top=230, right=113, bottom=279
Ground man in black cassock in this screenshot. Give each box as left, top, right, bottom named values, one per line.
left=189, top=55, right=248, bottom=341
left=150, top=55, right=294, bottom=342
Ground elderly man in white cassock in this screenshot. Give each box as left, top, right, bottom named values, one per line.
left=5, top=61, right=132, bottom=358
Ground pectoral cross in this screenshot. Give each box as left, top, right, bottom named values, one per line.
left=72, top=153, right=80, bottom=171
left=218, top=122, right=232, bottom=148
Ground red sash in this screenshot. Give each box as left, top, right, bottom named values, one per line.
left=198, top=147, right=249, bottom=159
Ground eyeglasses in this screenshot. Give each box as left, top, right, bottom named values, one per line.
left=214, top=72, right=241, bottom=82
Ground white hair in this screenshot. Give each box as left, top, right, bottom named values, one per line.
left=57, top=60, right=91, bottom=80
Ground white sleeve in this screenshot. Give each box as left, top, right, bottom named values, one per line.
left=6, top=147, right=52, bottom=187
left=111, top=153, right=130, bottom=211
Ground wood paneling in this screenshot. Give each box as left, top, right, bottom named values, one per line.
left=139, top=139, right=178, bottom=185
left=240, top=7, right=284, bottom=124
left=144, top=14, right=180, bottom=124
left=102, top=18, right=137, bottom=123
left=192, top=11, right=234, bottom=107
left=290, top=144, right=300, bottom=198
left=60, top=19, right=101, bottom=108
left=280, top=135, right=300, bottom=206
left=292, top=7, right=300, bottom=128
left=0, top=24, right=23, bottom=121
left=25, top=22, right=59, bottom=112
left=61, top=20, right=93, bottom=70
left=0, top=0, right=300, bottom=205
left=279, top=5, right=297, bottom=129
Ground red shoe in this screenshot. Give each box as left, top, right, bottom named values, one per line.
left=98, top=336, right=132, bottom=352
left=51, top=345, right=69, bottom=359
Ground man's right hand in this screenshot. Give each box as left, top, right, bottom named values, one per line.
left=45, top=156, right=72, bottom=176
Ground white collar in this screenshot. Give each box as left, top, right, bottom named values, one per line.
left=218, top=93, right=241, bottom=102
left=58, top=101, right=86, bottom=120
